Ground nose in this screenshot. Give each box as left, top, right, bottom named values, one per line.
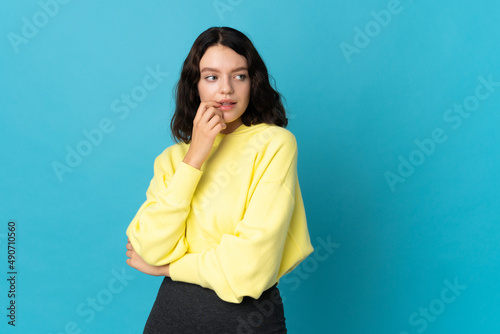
left=219, top=77, right=234, bottom=94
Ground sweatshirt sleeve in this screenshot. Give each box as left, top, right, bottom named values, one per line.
left=169, top=133, right=300, bottom=303
left=126, top=151, right=203, bottom=266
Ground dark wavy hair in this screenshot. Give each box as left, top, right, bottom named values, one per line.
left=170, top=27, right=287, bottom=144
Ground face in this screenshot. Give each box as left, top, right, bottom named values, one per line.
left=197, top=44, right=251, bottom=134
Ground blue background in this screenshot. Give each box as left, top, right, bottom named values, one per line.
left=1, top=0, right=499, bottom=333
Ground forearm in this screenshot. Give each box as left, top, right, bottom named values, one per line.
left=126, top=239, right=171, bottom=276
left=127, top=160, right=203, bottom=265
left=127, top=203, right=190, bottom=265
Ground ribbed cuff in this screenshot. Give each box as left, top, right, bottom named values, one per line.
left=169, top=253, right=202, bottom=286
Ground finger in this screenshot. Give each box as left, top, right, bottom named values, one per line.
left=201, top=106, right=224, bottom=126
left=207, top=113, right=226, bottom=131
left=203, top=101, right=222, bottom=112
left=209, top=107, right=226, bottom=125
left=194, top=101, right=217, bottom=123
left=200, top=106, right=217, bottom=124
left=195, top=101, right=221, bottom=123
left=213, top=108, right=224, bottom=121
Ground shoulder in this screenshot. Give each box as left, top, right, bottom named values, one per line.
left=249, top=124, right=299, bottom=182
left=254, top=123, right=297, bottom=146
left=252, top=124, right=298, bottom=154
left=153, top=142, right=189, bottom=174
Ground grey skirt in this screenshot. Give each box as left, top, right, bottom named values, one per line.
left=143, top=277, right=287, bottom=334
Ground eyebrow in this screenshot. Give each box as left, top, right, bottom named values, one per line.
left=200, top=66, right=248, bottom=73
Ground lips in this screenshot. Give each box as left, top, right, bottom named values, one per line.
left=218, top=99, right=237, bottom=105
left=218, top=99, right=237, bottom=111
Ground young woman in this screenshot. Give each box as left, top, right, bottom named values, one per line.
left=125, top=26, right=314, bottom=333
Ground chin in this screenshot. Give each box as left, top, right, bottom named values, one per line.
left=224, top=112, right=243, bottom=122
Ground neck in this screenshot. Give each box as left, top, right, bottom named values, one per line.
left=220, top=119, right=243, bottom=134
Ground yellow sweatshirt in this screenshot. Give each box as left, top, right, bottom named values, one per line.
left=126, top=122, right=314, bottom=303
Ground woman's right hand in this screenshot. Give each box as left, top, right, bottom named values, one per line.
left=182, top=101, right=226, bottom=170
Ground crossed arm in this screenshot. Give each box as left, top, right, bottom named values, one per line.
left=125, top=101, right=226, bottom=277
left=126, top=238, right=170, bottom=277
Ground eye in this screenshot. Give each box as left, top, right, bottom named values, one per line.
left=235, top=74, right=247, bottom=81
left=205, top=75, right=217, bottom=81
